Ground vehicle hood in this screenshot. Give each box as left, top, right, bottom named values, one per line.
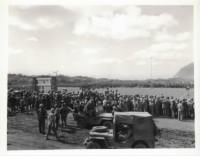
left=98, top=113, right=113, bottom=118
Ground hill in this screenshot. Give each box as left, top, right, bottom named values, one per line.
left=8, top=74, right=194, bottom=89
left=174, top=63, right=194, bottom=80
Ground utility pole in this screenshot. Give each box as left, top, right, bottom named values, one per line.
left=150, top=57, right=153, bottom=89
left=53, top=71, right=59, bottom=92
left=53, top=71, right=59, bottom=77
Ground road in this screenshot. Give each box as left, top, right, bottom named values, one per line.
left=154, top=118, right=194, bottom=132
left=154, top=118, right=195, bottom=148
left=7, top=112, right=195, bottom=150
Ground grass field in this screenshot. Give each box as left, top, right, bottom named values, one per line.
left=59, top=87, right=194, bottom=99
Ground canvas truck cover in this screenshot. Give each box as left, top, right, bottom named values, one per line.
left=114, top=112, right=152, bottom=125
left=113, top=112, right=154, bottom=143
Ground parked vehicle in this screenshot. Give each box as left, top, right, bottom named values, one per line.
left=84, top=112, right=158, bottom=149
left=73, top=112, right=113, bottom=129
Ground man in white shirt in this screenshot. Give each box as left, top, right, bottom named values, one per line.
left=177, top=100, right=184, bottom=121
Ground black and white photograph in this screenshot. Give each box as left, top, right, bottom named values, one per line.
left=7, top=3, right=196, bottom=151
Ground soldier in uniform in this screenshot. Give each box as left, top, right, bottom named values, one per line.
left=54, top=104, right=61, bottom=130
left=161, top=97, right=166, bottom=116
left=165, top=97, right=171, bottom=117
left=188, top=98, right=194, bottom=119
left=37, top=104, right=47, bottom=134
left=149, top=96, right=154, bottom=116
left=182, top=99, right=188, bottom=119
left=20, top=96, right=25, bottom=113
left=60, top=103, right=70, bottom=128
left=144, top=96, right=149, bottom=112
left=170, top=97, right=176, bottom=118
left=155, top=97, right=161, bottom=116
left=177, top=100, right=184, bottom=121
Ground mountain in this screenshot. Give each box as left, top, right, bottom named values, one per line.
left=174, top=63, right=194, bottom=80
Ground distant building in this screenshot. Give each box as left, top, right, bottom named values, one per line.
left=32, top=76, right=57, bottom=93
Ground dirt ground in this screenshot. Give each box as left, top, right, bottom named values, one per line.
left=7, top=112, right=195, bottom=150
left=154, top=118, right=195, bottom=148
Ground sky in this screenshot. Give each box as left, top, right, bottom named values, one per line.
left=8, top=5, right=193, bottom=80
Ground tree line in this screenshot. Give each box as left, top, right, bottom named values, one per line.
left=8, top=74, right=194, bottom=89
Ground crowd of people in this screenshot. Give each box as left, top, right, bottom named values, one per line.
left=8, top=87, right=195, bottom=120
left=8, top=87, right=195, bottom=139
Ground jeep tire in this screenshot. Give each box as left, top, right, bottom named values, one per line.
left=134, top=143, right=148, bottom=148
left=86, top=141, right=101, bottom=149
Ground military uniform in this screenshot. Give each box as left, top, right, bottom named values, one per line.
left=37, top=104, right=47, bottom=134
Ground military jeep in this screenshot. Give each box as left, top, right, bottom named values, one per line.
left=84, top=112, right=158, bottom=148
left=73, top=112, right=113, bottom=129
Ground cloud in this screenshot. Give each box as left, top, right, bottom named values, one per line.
left=155, top=31, right=191, bottom=42
left=27, top=36, right=38, bottom=42
left=9, top=16, right=36, bottom=31
left=8, top=6, right=193, bottom=79
left=35, top=16, right=64, bottom=29
left=9, top=48, right=24, bottom=55
left=82, top=48, right=99, bottom=55
left=133, top=40, right=190, bottom=62
left=67, top=41, right=79, bottom=45
left=174, top=43, right=189, bottom=50
left=131, top=30, right=191, bottom=63
left=176, top=32, right=191, bottom=41
left=9, top=14, right=64, bottom=31
left=89, top=58, right=123, bottom=65
left=73, top=6, right=178, bottom=40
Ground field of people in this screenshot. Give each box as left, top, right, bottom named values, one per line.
left=8, top=86, right=195, bottom=150
left=58, top=87, right=194, bottom=99
left=7, top=112, right=195, bottom=150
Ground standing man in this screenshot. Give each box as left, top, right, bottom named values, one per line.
left=182, top=99, right=188, bottom=119
left=166, top=97, right=171, bottom=118
left=37, top=104, right=47, bottom=134
left=177, top=100, right=184, bottom=121
left=149, top=96, right=154, bottom=116
left=60, top=104, right=70, bottom=128
left=55, top=104, right=61, bottom=130
left=155, top=97, right=161, bottom=116
left=161, top=97, right=166, bottom=116
left=20, top=96, right=25, bottom=113
left=170, top=97, right=177, bottom=118
left=46, top=107, right=58, bottom=140
left=188, top=98, right=194, bottom=119
left=144, top=96, right=149, bottom=112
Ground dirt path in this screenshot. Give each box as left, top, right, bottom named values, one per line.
left=7, top=112, right=195, bottom=150
left=154, top=118, right=195, bottom=148
left=154, top=118, right=194, bottom=132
